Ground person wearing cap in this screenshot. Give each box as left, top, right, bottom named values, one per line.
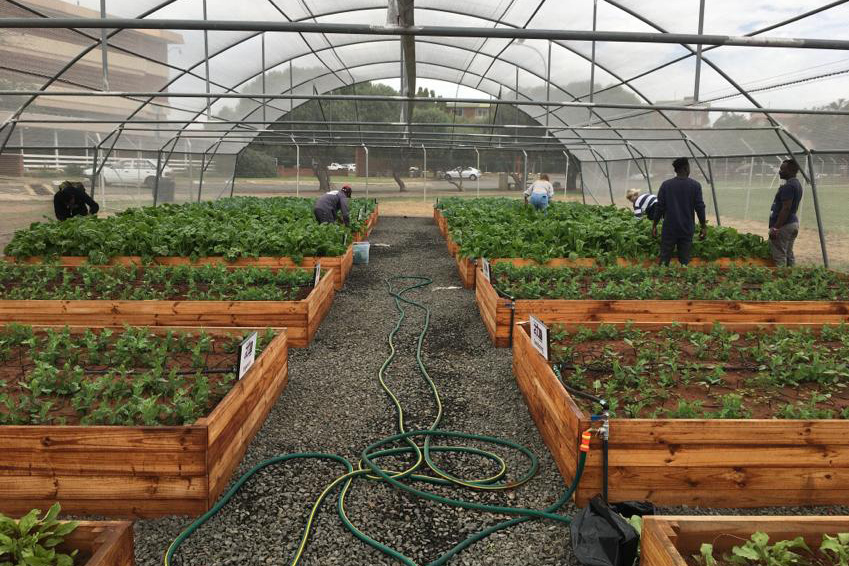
left=313, top=184, right=352, bottom=226
left=54, top=180, right=99, bottom=221
left=523, top=173, right=555, bottom=211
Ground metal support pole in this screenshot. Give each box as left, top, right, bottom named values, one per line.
left=90, top=147, right=98, bottom=197
left=579, top=161, right=587, bottom=205
left=93, top=128, right=121, bottom=177
left=295, top=143, right=300, bottom=196
left=694, top=0, right=706, bottom=101
left=197, top=140, right=222, bottom=202
left=153, top=151, right=162, bottom=206
left=363, top=143, right=369, bottom=199
left=198, top=152, right=206, bottom=202
left=563, top=150, right=570, bottom=199
left=706, top=158, right=721, bottom=226
left=604, top=161, right=615, bottom=205
left=474, top=147, right=480, bottom=197
left=806, top=153, right=829, bottom=267
left=202, top=0, right=211, bottom=119
left=544, top=40, right=551, bottom=134
left=53, top=130, right=59, bottom=169
left=186, top=138, right=193, bottom=202
left=422, top=144, right=427, bottom=202
left=289, top=60, right=294, bottom=133
left=261, top=32, right=267, bottom=128
left=514, top=67, right=519, bottom=144
left=0, top=123, right=15, bottom=158
left=589, top=0, right=598, bottom=120
left=521, top=149, right=528, bottom=192
left=99, top=0, right=109, bottom=90
left=642, top=157, right=653, bottom=194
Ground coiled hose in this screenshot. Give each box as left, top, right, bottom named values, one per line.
left=164, top=275, right=588, bottom=566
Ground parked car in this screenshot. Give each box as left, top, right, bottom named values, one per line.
left=345, top=163, right=356, bottom=173
left=443, top=167, right=481, bottom=181
left=83, top=159, right=173, bottom=188
left=327, top=162, right=344, bottom=171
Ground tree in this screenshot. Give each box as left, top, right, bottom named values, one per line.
left=235, top=148, right=277, bottom=177
left=713, top=112, right=751, bottom=128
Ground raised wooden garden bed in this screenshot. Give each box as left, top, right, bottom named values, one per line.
left=0, top=267, right=335, bottom=348
left=434, top=208, right=773, bottom=290
left=512, top=322, right=849, bottom=507
left=7, top=244, right=354, bottom=291
left=479, top=266, right=849, bottom=347
left=642, top=516, right=849, bottom=566
left=0, top=327, right=288, bottom=518
left=353, top=203, right=379, bottom=241
left=59, top=521, right=135, bottom=566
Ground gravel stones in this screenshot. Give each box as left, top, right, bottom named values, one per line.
left=133, top=216, right=574, bottom=566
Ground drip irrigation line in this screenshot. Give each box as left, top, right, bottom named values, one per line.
left=164, top=275, right=589, bottom=566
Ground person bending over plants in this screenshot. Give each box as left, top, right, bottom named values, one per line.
left=313, top=184, right=352, bottom=226
left=523, top=173, right=555, bottom=212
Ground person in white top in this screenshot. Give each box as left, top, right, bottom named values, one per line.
left=523, top=174, right=555, bottom=211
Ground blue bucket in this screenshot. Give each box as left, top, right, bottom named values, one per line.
left=353, top=241, right=370, bottom=264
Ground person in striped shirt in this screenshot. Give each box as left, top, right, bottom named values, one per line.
left=626, top=188, right=658, bottom=221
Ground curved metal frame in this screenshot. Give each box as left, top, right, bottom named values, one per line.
left=0, top=0, right=844, bottom=265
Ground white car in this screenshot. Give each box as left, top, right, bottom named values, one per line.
left=345, top=163, right=356, bottom=173
left=327, top=162, right=344, bottom=171
left=443, top=167, right=481, bottom=181
left=84, top=159, right=173, bottom=188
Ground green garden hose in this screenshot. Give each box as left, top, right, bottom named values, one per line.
left=164, top=276, right=589, bottom=566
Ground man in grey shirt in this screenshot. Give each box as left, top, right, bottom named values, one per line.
left=768, top=159, right=803, bottom=267
left=313, top=185, right=352, bottom=226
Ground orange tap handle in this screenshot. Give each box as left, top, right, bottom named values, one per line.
left=579, top=430, right=592, bottom=453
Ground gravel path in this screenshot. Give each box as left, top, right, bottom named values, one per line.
left=132, top=215, right=849, bottom=566
left=134, top=216, right=576, bottom=566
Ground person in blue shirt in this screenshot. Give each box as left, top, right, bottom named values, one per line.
left=651, top=158, right=707, bottom=266
left=768, top=159, right=803, bottom=267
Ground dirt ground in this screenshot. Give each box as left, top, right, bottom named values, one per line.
left=719, top=217, right=849, bottom=270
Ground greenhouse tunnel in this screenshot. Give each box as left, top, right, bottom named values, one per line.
left=1, top=0, right=849, bottom=269
left=4, top=2, right=849, bottom=566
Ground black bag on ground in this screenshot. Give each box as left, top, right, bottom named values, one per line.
left=570, top=495, right=640, bottom=566
left=611, top=500, right=655, bottom=519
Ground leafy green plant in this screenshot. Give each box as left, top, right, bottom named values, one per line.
left=729, top=532, right=809, bottom=566
left=0, top=325, right=276, bottom=426
left=550, top=323, right=849, bottom=421
left=491, top=263, right=849, bottom=302
left=0, top=263, right=318, bottom=302
left=4, top=196, right=376, bottom=262
left=821, top=533, right=849, bottom=566
left=0, top=503, right=78, bottom=566
left=437, top=198, right=768, bottom=262
left=698, top=543, right=717, bottom=566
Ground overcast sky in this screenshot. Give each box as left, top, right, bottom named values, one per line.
left=67, top=0, right=849, bottom=110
